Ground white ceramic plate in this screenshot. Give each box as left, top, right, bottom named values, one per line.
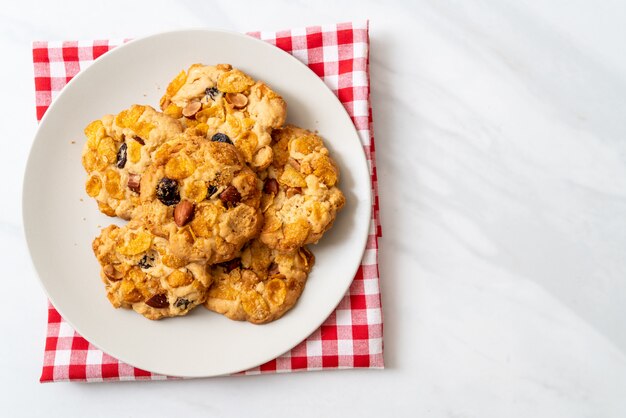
left=23, top=29, right=371, bottom=378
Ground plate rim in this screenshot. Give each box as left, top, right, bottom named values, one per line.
left=22, top=28, right=372, bottom=377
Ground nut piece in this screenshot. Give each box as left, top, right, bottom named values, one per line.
left=225, top=92, right=248, bottom=109
left=263, top=178, right=279, bottom=195
left=127, top=173, right=141, bottom=193
left=286, top=187, right=302, bottom=198
left=219, top=185, right=241, bottom=205
left=182, top=101, right=202, bottom=118
left=103, top=265, right=123, bottom=281
left=287, top=158, right=301, bottom=171
left=145, top=294, right=169, bottom=308
left=174, top=200, right=195, bottom=227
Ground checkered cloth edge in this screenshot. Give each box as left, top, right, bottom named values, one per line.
left=33, top=20, right=383, bottom=382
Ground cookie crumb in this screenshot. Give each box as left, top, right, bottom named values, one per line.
left=70, top=140, right=76, bottom=144
left=79, top=198, right=83, bottom=202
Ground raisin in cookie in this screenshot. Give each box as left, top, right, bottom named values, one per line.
left=259, top=125, right=346, bottom=252
left=159, top=63, right=286, bottom=170
left=92, top=224, right=211, bottom=320
left=133, top=133, right=263, bottom=264
left=205, top=239, right=314, bottom=324
left=82, top=104, right=183, bottom=219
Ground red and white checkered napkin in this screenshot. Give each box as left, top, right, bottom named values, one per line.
left=33, top=21, right=383, bottom=382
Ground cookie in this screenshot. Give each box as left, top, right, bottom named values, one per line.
left=82, top=104, right=183, bottom=219
left=259, top=125, right=346, bottom=252
left=205, top=239, right=314, bottom=324
left=133, top=133, right=263, bottom=264
left=92, top=224, right=211, bottom=320
left=159, top=63, right=286, bottom=170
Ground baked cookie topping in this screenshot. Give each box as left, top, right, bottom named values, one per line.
left=133, top=133, right=263, bottom=264
left=92, top=224, right=211, bottom=320
left=81, top=65, right=346, bottom=323
left=259, top=125, right=346, bottom=252
left=205, top=239, right=314, bottom=324
left=160, top=64, right=286, bottom=170
left=82, top=105, right=182, bottom=219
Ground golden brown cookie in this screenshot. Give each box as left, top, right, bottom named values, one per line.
left=82, top=105, right=183, bottom=219
left=132, top=133, right=263, bottom=264
left=205, top=239, right=314, bottom=324
left=160, top=63, right=286, bottom=170
left=259, top=125, right=345, bottom=252
left=92, top=224, right=211, bottom=320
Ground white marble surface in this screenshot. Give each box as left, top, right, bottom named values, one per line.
left=2, top=0, right=626, bottom=416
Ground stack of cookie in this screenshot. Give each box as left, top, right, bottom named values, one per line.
left=82, top=64, right=345, bottom=323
